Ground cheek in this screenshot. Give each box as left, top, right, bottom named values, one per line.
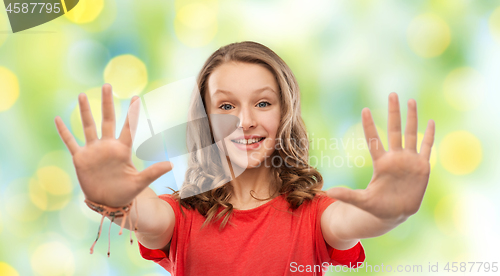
left=260, top=112, right=280, bottom=152
left=260, top=110, right=280, bottom=137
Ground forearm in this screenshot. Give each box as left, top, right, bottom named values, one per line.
left=330, top=200, right=407, bottom=242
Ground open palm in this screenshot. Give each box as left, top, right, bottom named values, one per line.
left=327, top=93, right=435, bottom=221
left=54, top=84, right=172, bottom=207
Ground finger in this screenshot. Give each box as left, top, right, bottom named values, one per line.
left=361, top=108, right=385, bottom=160
left=388, top=93, right=402, bottom=151
left=54, top=116, right=81, bottom=155
left=404, top=99, right=418, bottom=152
left=119, top=96, right=140, bottom=147
left=101, top=84, right=116, bottom=139
left=326, top=187, right=365, bottom=207
left=420, top=119, right=435, bottom=160
left=137, top=161, right=174, bottom=189
left=78, top=93, right=98, bottom=143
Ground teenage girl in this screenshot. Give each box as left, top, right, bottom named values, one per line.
left=54, top=41, right=435, bottom=276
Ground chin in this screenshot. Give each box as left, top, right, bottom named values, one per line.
left=228, top=156, right=265, bottom=170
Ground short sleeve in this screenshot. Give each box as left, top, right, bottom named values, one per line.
left=137, top=194, right=181, bottom=272
left=315, top=194, right=366, bottom=268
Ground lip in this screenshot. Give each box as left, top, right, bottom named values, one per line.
left=230, top=135, right=265, bottom=140
left=229, top=136, right=266, bottom=151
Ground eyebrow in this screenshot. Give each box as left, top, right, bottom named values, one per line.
left=213, top=86, right=277, bottom=96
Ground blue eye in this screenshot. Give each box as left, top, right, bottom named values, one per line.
left=220, top=104, right=234, bottom=110
left=257, top=101, right=270, bottom=108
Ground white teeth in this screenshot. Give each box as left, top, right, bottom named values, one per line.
left=232, top=138, right=263, bottom=145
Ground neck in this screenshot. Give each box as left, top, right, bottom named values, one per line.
left=228, top=162, right=279, bottom=209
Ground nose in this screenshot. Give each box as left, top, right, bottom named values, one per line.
left=236, top=106, right=256, bottom=131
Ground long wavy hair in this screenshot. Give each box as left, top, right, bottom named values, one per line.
left=171, top=41, right=325, bottom=230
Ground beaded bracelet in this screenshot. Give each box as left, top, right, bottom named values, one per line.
left=84, top=198, right=139, bottom=257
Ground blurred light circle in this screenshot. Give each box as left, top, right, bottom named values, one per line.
left=68, top=0, right=117, bottom=33
left=464, top=193, right=496, bottom=237
left=0, top=262, right=19, bottom=276
left=104, top=55, right=148, bottom=99
left=36, top=166, right=73, bottom=196
left=407, top=13, right=451, bottom=58
left=174, top=3, right=217, bottom=47
left=177, top=2, right=216, bottom=29
left=402, top=132, right=438, bottom=168
left=29, top=170, right=72, bottom=212
left=434, top=194, right=468, bottom=236
left=73, top=249, right=109, bottom=275
left=28, top=178, right=49, bottom=211
left=59, top=201, right=89, bottom=240
left=69, top=87, right=122, bottom=141
left=439, top=131, right=482, bottom=175
left=31, top=180, right=72, bottom=211
left=4, top=178, right=44, bottom=222
left=38, top=150, right=75, bottom=174
left=67, top=40, right=110, bottom=85
left=443, top=67, right=485, bottom=111
left=30, top=242, right=75, bottom=276
left=0, top=67, right=20, bottom=112
left=342, top=123, right=388, bottom=167
left=5, top=193, right=44, bottom=222
left=489, top=6, right=500, bottom=45
left=64, top=0, right=104, bottom=24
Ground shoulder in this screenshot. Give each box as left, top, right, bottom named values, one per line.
left=316, top=193, right=338, bottom=217
left=312, top=192, right=337, bottom=211
left=157, top=194, right=188, bottom=220
left=312, top=193, right=339, bottom=227
left=158, top=194, right=180, bottom=213
left=158, top=193, right=178, bottom=205
left=158, top=193, right=203, bottom=219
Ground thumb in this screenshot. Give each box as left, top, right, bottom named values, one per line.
left=326, top=187, right=365, bottom=207
left=137, top=161, right=174, bottom=188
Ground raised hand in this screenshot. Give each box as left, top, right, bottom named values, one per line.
left=54, top=84, right=173, bottom=207
left=326, top=93, right=435, bottom=221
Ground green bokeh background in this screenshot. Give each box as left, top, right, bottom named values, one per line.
left=0, top=0, right=499, bottom=275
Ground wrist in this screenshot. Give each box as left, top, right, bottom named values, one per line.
left=83, top=197, right=139, bottom=257
left=84, top=198, right=133, bottom=218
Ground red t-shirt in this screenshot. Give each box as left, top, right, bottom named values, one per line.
left=138, top=193, right=365, bottom=275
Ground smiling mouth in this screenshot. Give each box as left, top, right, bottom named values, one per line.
left=231, top=137, right=265, bottom=145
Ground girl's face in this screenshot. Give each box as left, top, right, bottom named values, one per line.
left=205, top=61, right=281, bottom=169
